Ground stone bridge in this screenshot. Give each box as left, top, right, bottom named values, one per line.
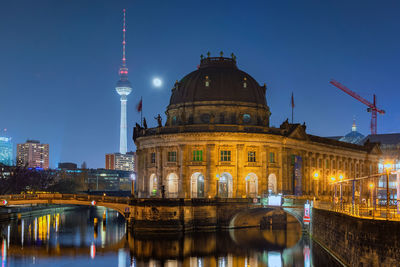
left=0, top=194, right=306, bottom=232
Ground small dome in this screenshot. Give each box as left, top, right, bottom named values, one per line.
left=169, top=56, right=267, bottom=106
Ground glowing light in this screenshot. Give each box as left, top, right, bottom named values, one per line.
left=2, top=200, right=7, bottom=205
left=313, top=172, right=319, bottom=179
left=369, top=183, right=374, bottom=189
left=152, top=78, right=162, bottom=87
left=91, top=200, right=96, bottom=206
left=330, top=176, right=336, bottom=182
left=384, top=162, right=393, bottom=170
left=339, top=175, right=343, bottom=180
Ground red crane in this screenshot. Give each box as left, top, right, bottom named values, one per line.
left=329, top=79, right=385, bottom=135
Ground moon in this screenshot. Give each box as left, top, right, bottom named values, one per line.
left=153, top=77, right=162, bottom=87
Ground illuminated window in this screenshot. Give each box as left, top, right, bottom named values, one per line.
left=150, top=153, right=156, bottom=164
left=220, top=150, right=231, bottom=162
left=167, top=151, right=177, bottom=162
left=269, top=152, right=275, bottom=163
left=248, top=151, right=256, bottom=162
left=318, top=159, right=322, bottom=168
left=193, top=150, right=203, bottom=161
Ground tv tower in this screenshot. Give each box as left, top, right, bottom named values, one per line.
left=115, top=9, right=132, bottom=154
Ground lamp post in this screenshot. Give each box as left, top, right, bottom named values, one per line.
left=216, top=174, right=220, bottom=198
left=330, top=176, right=336, bottom=209
left=130, top=173, right=136, bottom=198
left=313, top=171, right=319, bottom=200
left=339, top=175, right=343, bottom=211
left=369, top=182, right=374, bottom=218
left=385, top=162, right=392, bottom=219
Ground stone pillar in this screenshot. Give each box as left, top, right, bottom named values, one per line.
left=156, top=147, right=163, bottom=196
left=261, top=145, right=268, bottom=196
left=178, top=144, right=186, bottom=198
left=236, top=144, right=244, bottom=198
left=206, top=144, right=216, bottom=197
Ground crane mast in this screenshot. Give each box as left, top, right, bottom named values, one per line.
left=329, top=79, right=385, bottom=135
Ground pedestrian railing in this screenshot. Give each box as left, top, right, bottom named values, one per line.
left=314, top=201, right=400, bottom=221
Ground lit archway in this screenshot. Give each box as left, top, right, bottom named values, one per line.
left=149, top=174, right=158, bottom=197
left=268, top=173, right=277, bottom=194
left=219, top=172, right=233, bottom=198
left=166, top=173, right=179, bottom=198
left=190, top=172, right=205, bottom=198
left=245, top=173, right=258, bottom=197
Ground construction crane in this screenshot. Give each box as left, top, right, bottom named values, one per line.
left=329, top=79, right=385, bottom=135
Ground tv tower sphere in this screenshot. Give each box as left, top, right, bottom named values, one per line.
left=116, top=9, right=132, bottom=154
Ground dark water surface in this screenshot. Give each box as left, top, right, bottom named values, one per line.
left=0, top=207, right=340, bottom=267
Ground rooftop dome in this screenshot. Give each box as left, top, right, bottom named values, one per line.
left=169, top=54, right=267, bottom=107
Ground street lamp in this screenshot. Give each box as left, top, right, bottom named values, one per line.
left=215, top=174, right=220, bottom=198
left=384, top=162, right=392, bottom=219
left=339, top=175, right=344, bottom=210
left=369, top=182, right=375, bottom=218
left=130, top=173, right=136, bottom=198
left=330, top=176, right=336, bottom=208
left=313, top=171, right=319, bottom=199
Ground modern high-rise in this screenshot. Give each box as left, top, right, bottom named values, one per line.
left=0, top=131, right=13, bottom=166
left=115, top=9, right=132, bottom=154
left=105, top=152, right=135, bottom=171
left=17, top=140, right=49, bottom=169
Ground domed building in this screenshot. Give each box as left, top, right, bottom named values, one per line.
left=134, top=54, right=380, bottom=198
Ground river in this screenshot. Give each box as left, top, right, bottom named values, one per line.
left=0, top=206, right=340, bottom=267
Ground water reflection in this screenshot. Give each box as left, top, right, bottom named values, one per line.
left=0, top=206, right=339, bottom=266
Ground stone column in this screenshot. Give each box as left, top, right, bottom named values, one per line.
left=156, top=147, right=163, bottom=197
left=206, top=144, right=216, bottom=197
left=178, top=144, right=186, bottom=198
left=262, top=145, right=269, bottom=196
left=236, top=144, right=244, bottom=198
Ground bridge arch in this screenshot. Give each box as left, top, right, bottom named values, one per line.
left=229, top=207, right=304, bottom=229
left=0, top=194, right=132, bottom=219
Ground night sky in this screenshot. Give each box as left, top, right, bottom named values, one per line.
left=1, top=0, right=399, bottom=168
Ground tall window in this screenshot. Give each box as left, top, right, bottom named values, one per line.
left=220, top=150, right=231, bottom=162
left=248, top=151, right=256, bottom=162
left=151, top=152, right=156, bottom=164
left=325, top=159, right=330, bottom=169
left=269, top=152, right=275, bottom=163
left=168, top=151, right=177, bottom=162
left=193, top=150, right=203, bottom=161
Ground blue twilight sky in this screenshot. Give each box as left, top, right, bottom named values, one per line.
left=0, top=0, right=399, bottom=168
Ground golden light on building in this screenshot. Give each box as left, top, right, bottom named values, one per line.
left=133, top=53, right=381, bottom=199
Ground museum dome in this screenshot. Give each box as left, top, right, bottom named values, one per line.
left=169, top=54, right=267, bottom=106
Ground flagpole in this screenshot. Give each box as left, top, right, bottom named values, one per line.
left=291, top=92, right=294, bottom=124
left=141, top=96, right=143, bottom=127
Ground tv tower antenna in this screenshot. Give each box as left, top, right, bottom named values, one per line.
left=115, top=9, right=132, bottom=154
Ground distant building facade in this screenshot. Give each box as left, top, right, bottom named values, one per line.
left=0, top=135, right=13, bottom=166
left=58, top=162, right=78, bottom=170
left=57, top=168, right=133, bottom=192
left=17, top=140, right=49, bottom=169
left=105, top=152, right=135, bottom=171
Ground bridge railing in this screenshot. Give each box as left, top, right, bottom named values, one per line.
left=0, top=193, right=131, bottom=205
left=314, top=200, right=400, bottom=221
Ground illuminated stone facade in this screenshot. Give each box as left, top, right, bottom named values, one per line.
left=134, top=55, right=380, bottom=198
